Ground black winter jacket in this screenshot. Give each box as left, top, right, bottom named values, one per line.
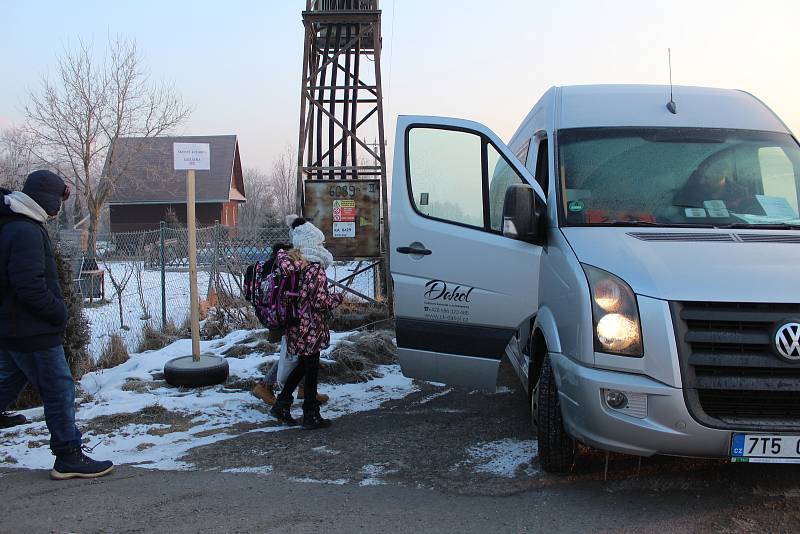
left=0, top=192, right=67, bottom=352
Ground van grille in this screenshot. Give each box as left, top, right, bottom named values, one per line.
left=672, top=301, right=800, bottom=430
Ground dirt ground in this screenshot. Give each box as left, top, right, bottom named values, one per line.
left=3, top=362, right=800, bottom=533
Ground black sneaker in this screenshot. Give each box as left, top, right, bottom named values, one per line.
left=302, top=412, right=332, bottom=430
left=269, top=405, right=298, bottom=426
left=0, top=412, right=27, bottom=429
left=51, top=447, right=114, bottom=480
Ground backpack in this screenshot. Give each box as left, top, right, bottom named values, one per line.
left=245, top=252, right=301, bottom=333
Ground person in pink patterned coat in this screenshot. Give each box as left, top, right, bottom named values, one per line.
left=269, top=216, right=343, bottom=430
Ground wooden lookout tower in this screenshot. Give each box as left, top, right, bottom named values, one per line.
left=296, top=0, right=392, bottom=307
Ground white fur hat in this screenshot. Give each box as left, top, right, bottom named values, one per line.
left=291, top=219, right=334, bottom=268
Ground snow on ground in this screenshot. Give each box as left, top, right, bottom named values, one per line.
left=85, top=261, right=375, bottom=361
left=288, top=477, right=349, bottom=485
left=0, top=329, right=414, bottom=471
left=222, top=466, right=274, bottom=475
left=457, top=439, right=540, bottom=478
left=359, top=463, right=396, bottom=486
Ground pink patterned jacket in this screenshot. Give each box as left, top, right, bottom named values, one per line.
left=276, top=250, right=343, bottom=356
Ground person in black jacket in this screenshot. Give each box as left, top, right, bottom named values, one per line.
left=0, top=170, right=113, bottom=480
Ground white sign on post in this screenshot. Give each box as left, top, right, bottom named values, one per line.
left=173, top=143, right=211, bottom=170
left=173, top=142, right=210, bottom=362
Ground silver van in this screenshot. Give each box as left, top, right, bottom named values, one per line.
left=390, top=85, right=800, bottom=472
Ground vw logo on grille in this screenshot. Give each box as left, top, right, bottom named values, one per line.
left=774, top=321, right=800, bottom=362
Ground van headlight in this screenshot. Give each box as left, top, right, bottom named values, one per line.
left=582, top=264, right=643, bottom=357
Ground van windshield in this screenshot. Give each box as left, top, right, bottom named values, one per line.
left=558, top=127, right=800, bottom=228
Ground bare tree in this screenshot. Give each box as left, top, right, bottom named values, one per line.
left=132, top=238, right=151, bottom=321
left=24, top=37, right=192, bottom=257
left=238, top=167, right=276, bottom=227
left=0, top=126, right=38, bottom=190
left=269, top=147, right=297, bottom=220
left=100, top=257, right=134, bottom=330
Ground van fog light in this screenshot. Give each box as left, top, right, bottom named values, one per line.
left=605, top=390, right=628, bottom=409
left=596, top=313, right=639, bottom=351
left=602, top=389, right=648, bottom=418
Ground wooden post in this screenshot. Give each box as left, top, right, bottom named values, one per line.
left=186, top=168, right=201, bottom=362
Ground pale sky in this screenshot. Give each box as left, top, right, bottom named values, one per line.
left=2, top=0, right=799, bottom=174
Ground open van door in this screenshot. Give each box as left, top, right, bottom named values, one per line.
left=391, top=116, right=546, bottom=390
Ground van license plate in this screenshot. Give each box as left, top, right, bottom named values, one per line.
left=731, top=434, right=800, bottom=463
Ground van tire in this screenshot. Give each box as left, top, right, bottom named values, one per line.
left=537, top=354, right=575, bottom=473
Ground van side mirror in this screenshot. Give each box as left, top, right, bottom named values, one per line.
left=502, top=184, right=544, bottom=244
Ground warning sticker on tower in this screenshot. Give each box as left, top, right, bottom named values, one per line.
left=333, top=200, right=356, bottom=222
left=332, top=199, right=356, bottom=238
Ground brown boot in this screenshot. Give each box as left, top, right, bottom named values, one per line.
left=253, top=383, right=277, bottom=405
left=298, top=387, right=329, bottom=404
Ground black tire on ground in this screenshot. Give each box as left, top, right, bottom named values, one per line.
left=164, top=355, right=230, bottom=388
left=536, top=354, right=576, bottom=473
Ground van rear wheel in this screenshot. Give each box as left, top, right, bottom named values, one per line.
left=536, top=355, right=575, bottom=473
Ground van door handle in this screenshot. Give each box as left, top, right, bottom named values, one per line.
left=396, top=246, right=432, bottom=256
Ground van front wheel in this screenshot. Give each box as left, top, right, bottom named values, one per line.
left=536, top=355, right=575, bottom=473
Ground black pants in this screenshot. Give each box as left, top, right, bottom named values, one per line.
left=277, top=351, right=320, bottom=414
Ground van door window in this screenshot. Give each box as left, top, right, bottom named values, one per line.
left=408, top=128, right=484, bottom=227
left=514, top=138, right=531, bottom=166
left=407, top=126, right=528, bottom=232
left=488, top=144, right=524, bottom=231
left=534, top=138, right=549, bottom=196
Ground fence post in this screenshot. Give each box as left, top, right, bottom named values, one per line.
left=160, top=221, right=166, bottom=328
left=213, top=221, right=221, bottom=298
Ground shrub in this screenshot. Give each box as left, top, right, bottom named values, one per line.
left=11, top=386, right=41, bottom=410
left=202, top=299, right=261, bottom=339
left=137, top=320, right=189, bottom=353
left=97, top=333, right=130, bottom=370
left=55, top=244, right=93, bottom=378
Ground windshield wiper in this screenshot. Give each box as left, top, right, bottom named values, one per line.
left=603, top=220, right=659, bottom=226
left=719, top=223, right=800, bottom=230
left=601, top=221, right=715, bottom=228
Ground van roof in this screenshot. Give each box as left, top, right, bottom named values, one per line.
left=556, top=84, right=790, bottom=133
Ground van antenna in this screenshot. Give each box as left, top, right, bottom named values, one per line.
left=666, top=48, right=677, bottom=114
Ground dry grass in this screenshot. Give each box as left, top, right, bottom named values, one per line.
left=97, top=333, right=130, bottom=370
left=329, top=300, right=393, bottom=332
left=137, top=319, right=189, bottom=353
left=223, top=339, right=278, bottom=359
left=319, top=329, right=397, bottom=384
left=120, top=378, right=159, bottom=394
left=87, top=404, right=199, bottom=436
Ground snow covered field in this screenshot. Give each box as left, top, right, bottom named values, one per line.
left=1, top=329, right=412, bottom=471
left=84, top=264, right=217, bottom=359
left=85, top=261, right=375, bottom=360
